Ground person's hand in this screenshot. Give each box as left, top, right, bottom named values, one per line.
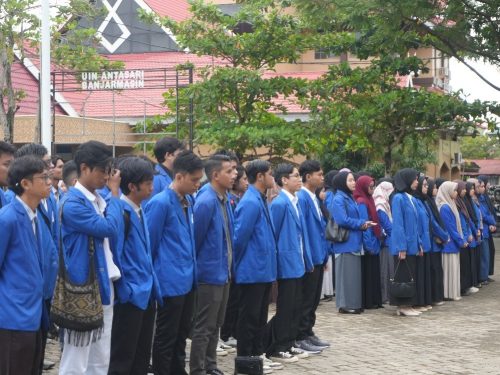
left=417, top=249, right=424, bottom=257
left=108, top=169, right=121, bottom=197
left=462, top=242, right=469, bottom=248
left=489, top=225, right=497, bottom=233
left=398, top=251, right=406, bottom=260
left=477, top=230, right=481, bottom=238
left=468, top=235, right=473, bottom=243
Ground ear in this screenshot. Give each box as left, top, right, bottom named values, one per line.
left=128, top=182, right=136, bottom=193
left=21, top=177, right=32, bottom=191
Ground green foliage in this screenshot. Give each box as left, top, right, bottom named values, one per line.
left=460, top=135, right=500, bottom=160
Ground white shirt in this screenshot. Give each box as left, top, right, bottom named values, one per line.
left=302, top=186, right=322, bottom=219
left=75, top=182, right=121, bottom=281
left=282, top=189, right=299, bottom=217
left=121, top=194, right=142, bottom=220
left=52, top=186, right=60, bottom=203
left=16, top=196, right=37, bottom=236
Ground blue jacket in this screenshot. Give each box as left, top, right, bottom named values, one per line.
left=3, top=188, right=14, bottom=204
left=297, top=188, right=328, bottom=265
left=377, top=209, right=392, bottom=248
left=193, top=184, right=234, bottom=285
left=152, top=164, right=173, bottom=197
left=469, top=202, right=483, bottom=247
left=358, top=203, right=381, bottom=254
left=0, top=189, right=6, bottom=208
left=0, top=198, right=44, bottom=331
left=39, top=195, right=59, bottom=300
left=426, top=201, right=449, bottom=253
left=414, top=199, right=432, bottom=253
left=440, top=204, right=465, bottom=254
left=390, top=193, right=421, bottom=256
left=270, top=190, right=313, bottom=279
left=459, top=211, right=472, bottom=247
left=331, top=191, right=365, bottom=254
left=233, top=185, right=277, bottom=284
left=145, top=188, right=196, bottom=297
left=479, top=195, right=495, bottom=239
left=324, top=190, right=336, bottom=255
left=109, top=198, right=162, bottom=309
left=60, top=188, right=122, bottom=305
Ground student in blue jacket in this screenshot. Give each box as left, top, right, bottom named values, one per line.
left=478, top=175, right=497, bottom=277
left=0, top=141, right=15, bottom=209
left=354, top=175, right=383, bottom=310
left=373, top=180, right=394, bottom=304
left=0, top=155, right=50, bottom=374
left=190, top=155, right=236, bottom=375
left=233, top=160, right=277, bottom=360
left=476, top=178, right=497, bottom=283
left=51, top=155, right=65, bottom=204
left=464, top=181, right=482, bottom=288
left=265, top=164, right=314, bottom=363
left=145, top=151, right=203, bottom=375
left=390, top=168, right=422, bottom=317
left=108, top=156, right=162, bottom=375
left=437, top=181, right=467, bottom=302
left=58, top=141, right=122, bottom=375
left=151, top=137, right=185, bottom=197
left=425, top=178, right=449, bottom=305
left=295, top=160, right=330, bottom=351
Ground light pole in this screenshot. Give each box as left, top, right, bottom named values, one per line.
left=40, top=0, right=52, bottom=152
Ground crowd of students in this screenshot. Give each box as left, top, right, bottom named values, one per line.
left=0, top=137, right=496, bottom=375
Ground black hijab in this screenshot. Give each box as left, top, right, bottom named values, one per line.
left=426, top=178, right=446, bottom=229
left=324, top=170, right=339, bottom=192
left=478, top=175, right=495, bottom=215
left=333, top=171, right=352, bottom=195
left=464, top=182, right=479, bottom=226
left=394, top=168, right=418, bottom=193
left=412, top=176, right=428, bottom=201
left=435, top=177, right=446, bottom=189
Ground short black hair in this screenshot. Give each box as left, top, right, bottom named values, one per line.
left=299, top=160, right=322, bottom=183
left=205, top=155, right=231, bottom=182
left=74, top=141, right=113, bottom=177
left=153, top=137, right=185, bottom=163
left=62, top=160, right=77, bottom=186
left=8, top=155, right=47, bottom=196
left=273, top=163, right=294, bottom=187
left=118, top=156, right=155, bottom=195
left=51, top=154, right=64, bottom=166
left=214, top=149, right=240, bottom=164
left=0, top=141, right=16, bottom=157
left=15, top=143, right=48, bottom=159
left=245, top=160, right=271, bottom=184
left=324, top=170, right=338, bottom=190
left=173, top=150, right=203, bottom=175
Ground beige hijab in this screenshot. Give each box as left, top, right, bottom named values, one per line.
left=436, top=181, right=462, bottom=235
left=373, top=181, right=394, bottom=221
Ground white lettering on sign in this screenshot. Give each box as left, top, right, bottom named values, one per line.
left=80, top=70, right=145, bottom=91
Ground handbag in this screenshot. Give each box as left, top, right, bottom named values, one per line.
left=325, top=200, right=350, bottom=243
left=51, top=202, right=104, bottom=341
left=234, top=356, right=264, bottom=375
left=389, top=259, right=416, bottom=299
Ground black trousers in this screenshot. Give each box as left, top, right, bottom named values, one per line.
left=236, top=282, right=272, bottom=356
left=460, top=248, right=473, bottom=294
left=297, top=265, right=324, bottom=341
left=265, top=277, right=302, bottom=355
left=109, top=300, right=156, bottom=375
left=416, top=253, right=432, bottom=306
left=153, top=291, right=195, bottom=375
left=220, top=280, right=239, bottom=341
left=489, top=236, right=496, bottom=276
left=429, top=252, right=444, bottom=303
left=470, top=246, right=480, bottom=287
left=362, top=253, right=383, bottom=309
left=38, top=298, right=51, bottom=375
left=0, top=328, right=42, bottom=375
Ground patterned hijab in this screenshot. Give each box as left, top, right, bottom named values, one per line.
left=436, top=181, right=462, bottom=235
left=373, top=181, right=394, bottom=222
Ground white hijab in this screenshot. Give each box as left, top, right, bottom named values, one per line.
left=373, top=181, right=394, bottom=221
left=436, top=181, right=462, bottom=235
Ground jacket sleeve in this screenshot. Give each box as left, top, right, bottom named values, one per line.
left=233, top=198, right=260, bottom=265
left=62, top=196, right=121, bottom=239
left=270, top=199, right=286, bottom=238
left=391, top=195, right=409, bottom=253
left=0, top=214, right=12, bottom=269
left=440, top=205, right=465, bottom=248
left=332, top=196, right=365, bottom=230
left=144, top=197, right=168, bottom=256
left=358, top=203, right=378, bottom=252
left=377, top=209, right=392, bottom=238
left=193, top=198, right=215, bottom=253
left=481, top=201, right=496, bottom=226
left=427, top=204, right=449, bottom=243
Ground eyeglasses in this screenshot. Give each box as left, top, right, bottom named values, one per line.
left=288, top=173, right=300, bottom=178
left=368, top=185, right=375, bottom=189
left=32, top=174, right=52, bottom=182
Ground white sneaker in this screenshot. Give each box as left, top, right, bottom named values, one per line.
left=218, top=341, right=236, bottom=353
left=223, top=336, right=237, bottom=347
left=269, top=351, right=298, bottom=363
left=216, top=346, right=228, bottom=356
left=453, top=296, right=462, bottom=301
left=263, top=365, right=274, bottom=374
left=260, top=355, right=284, bottom=370
left=467, top=287, right=479, bottom=294
left=396, top=308, right=421, bottom=317
left=289, top=346, right=309, bottom=359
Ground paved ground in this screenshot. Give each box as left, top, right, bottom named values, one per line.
left=46, top=239, right=500, bottom=374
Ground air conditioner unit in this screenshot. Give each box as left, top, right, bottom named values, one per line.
left=454, top=152, right=463, bottom=165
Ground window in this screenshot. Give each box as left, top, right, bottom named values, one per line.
left=314, top=49, right=336, bottom=59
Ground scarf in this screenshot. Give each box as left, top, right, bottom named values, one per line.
left=436, top=181, right=462, bottom=235
left=373, top=181, right=394, bottom=222
left=478, top=175, right=496, bottom=215
left=394, top=168, right=418, bottom=193
left=426, top=178, right=446, bottom=230
left=464, top=182, right=479, bottom=227
left=454, top=180, right=470, bottom=221
left=353, top=175, right=381, bottom=238
left=333, top=172, right=352, bottom=196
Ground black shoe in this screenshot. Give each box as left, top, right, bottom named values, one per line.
left=43, top=360, right=56, bottom=370
left=339, top=308, right=360, bottom=314
left=208, top=369, right=225, bottom=375
left=482, top=280, right=490, bottom=285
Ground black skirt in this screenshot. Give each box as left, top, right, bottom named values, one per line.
left=430, top=252, right=444, bottom=303
left=474, top=243, right=482, bottom=286
left=389, top=255, right=418, bottom=307
left=416, top=253, right=432, bottom=306
left=489, top=236, right=496, bottom=276
left=470, top=246, right=479, bottom=287
left=362, top=253, right=382, bottom=309
left=460, top=247, right=473, bottom=293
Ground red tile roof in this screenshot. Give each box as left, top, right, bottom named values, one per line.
left=469, top=159, right=500, bottom=176
left=142, top=0, right=191, bottom=21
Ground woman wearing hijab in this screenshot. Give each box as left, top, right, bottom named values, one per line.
left=454, top=180, right=478, bottom=296
left=331, top=172, right=374, bottom=314
left=478, top=175, right=497, bottom=277
left=390, top=168, right=421, bottom=316
left=353, top=176, right=383, bottom=309
left=373, top=181, right=394, bottom=304
left=317, top=185, right=335, bottom=301
left=464, top=181, right=482, bottom=288
left=412, top=176, right=433, bottom=311
left=437, top=181, right=467, bottom=301
left=425, top=178, right=449, bottom=305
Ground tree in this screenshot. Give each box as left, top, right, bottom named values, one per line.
left=292, top=0, right=500, bottom=91
left=305, top=61, right=499, bottom=175
left=141, top=0, right=326, bottom=160
left=0, top=0, right=121, bottom=142
left=460, top=135, right=500, bottom=159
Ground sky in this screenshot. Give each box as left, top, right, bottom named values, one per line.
left=449, top=59, right=500, bottom=103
